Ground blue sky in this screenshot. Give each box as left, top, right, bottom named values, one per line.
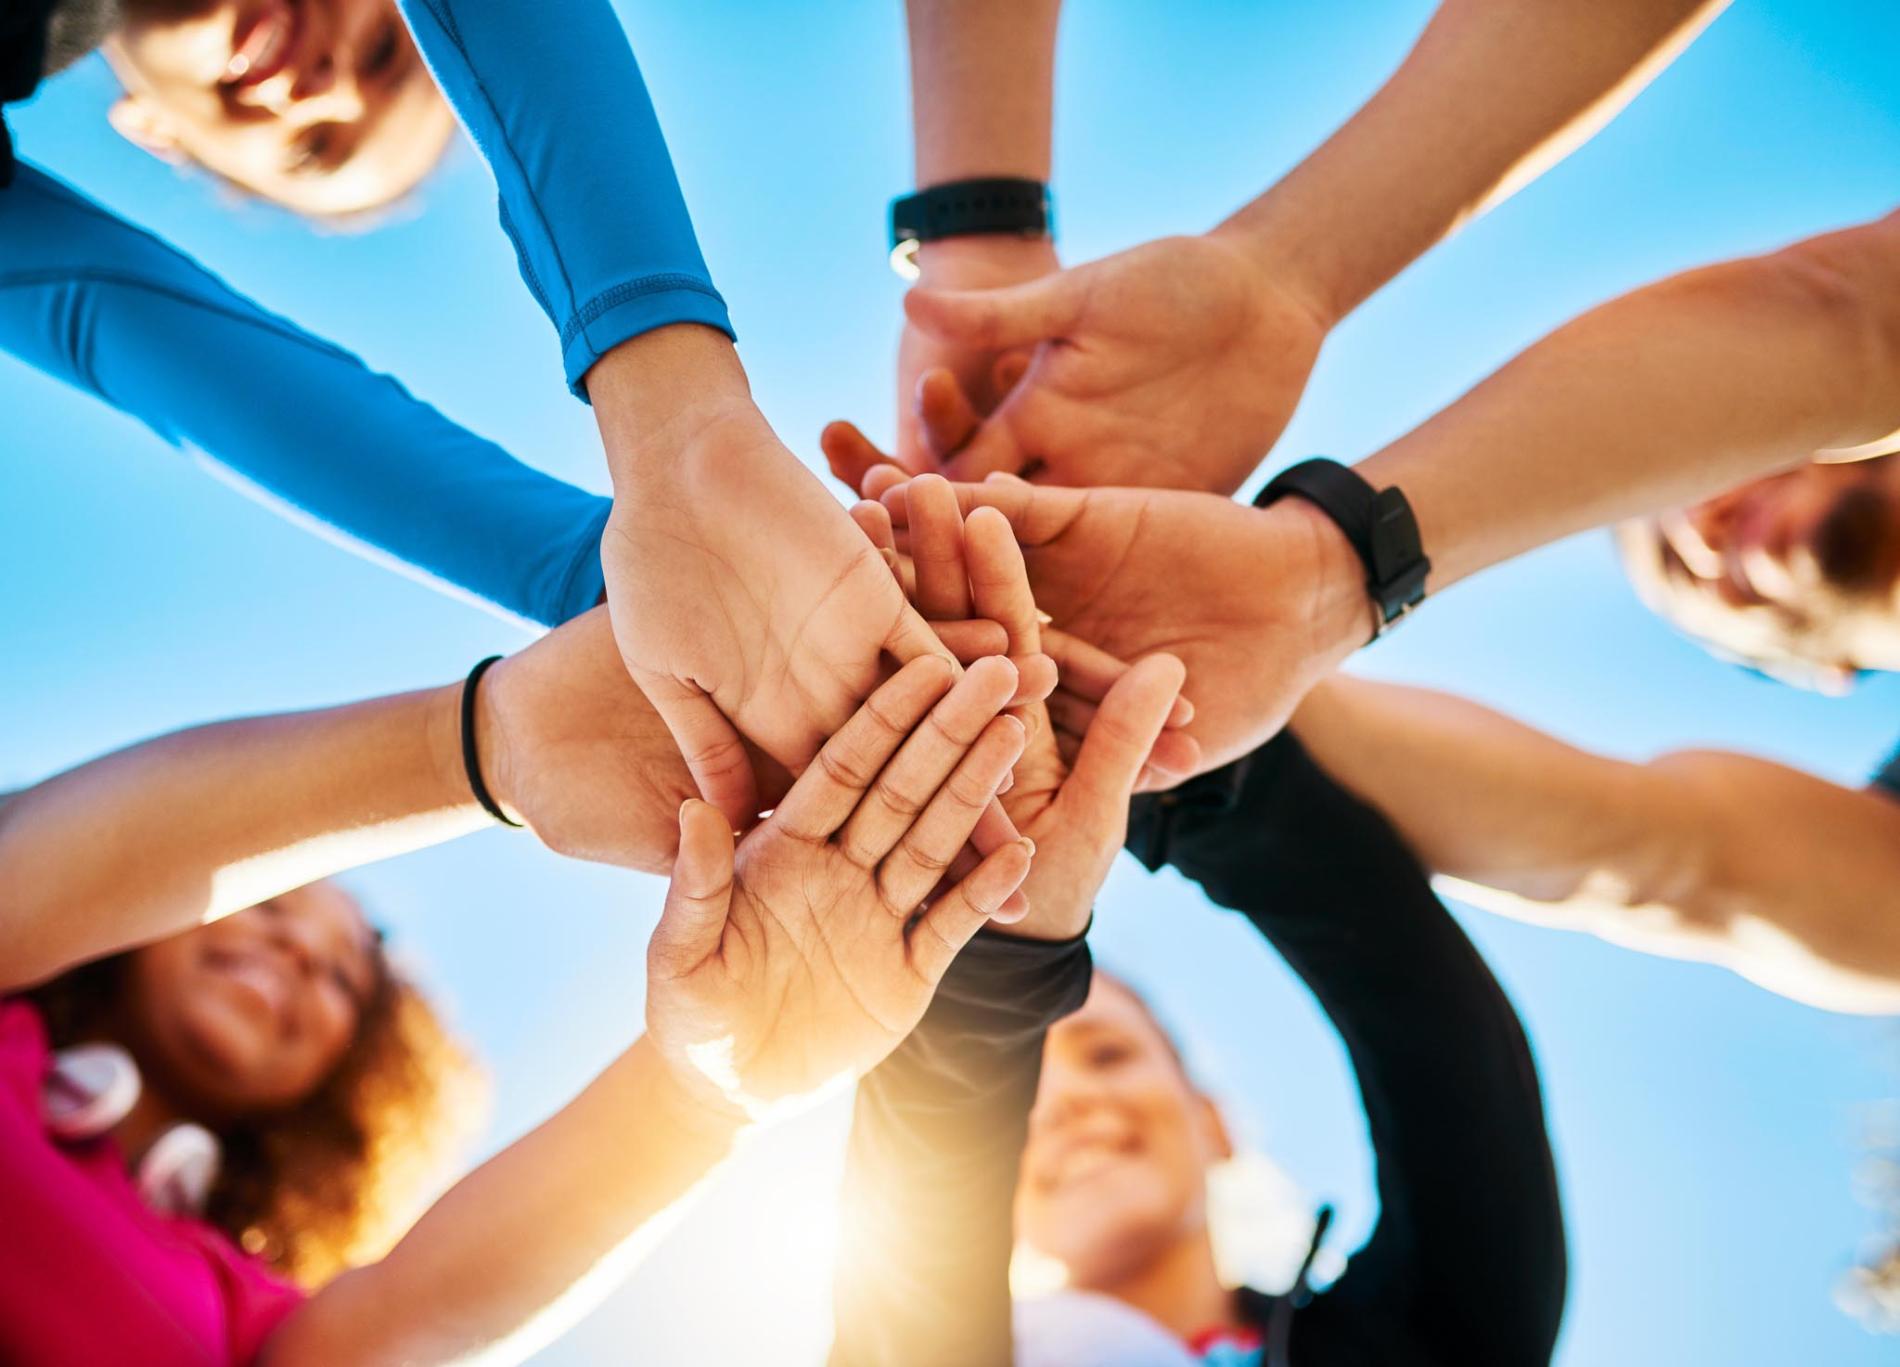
left=5, top=0, right=1900, bottom=1361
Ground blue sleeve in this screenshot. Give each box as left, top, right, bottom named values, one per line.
left=0, top=163, right=610, bottom=628
left=398, top=0, right=733, bottom=399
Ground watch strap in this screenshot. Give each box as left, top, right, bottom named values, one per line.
left=1254, top=458, right=1430, bottom=638
left=889, top=178, right=1052, bottom=276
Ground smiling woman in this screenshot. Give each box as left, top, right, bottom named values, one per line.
left=22, top=886, right=470, bottom=1286
left=101, top=0, right=456, bottom=216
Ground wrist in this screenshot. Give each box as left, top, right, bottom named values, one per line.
left=621, top=1037, right=750, bottom=1154
left=911, top=232, right=1058, bottom=287
left=1257, top=495, right=1379, bottom=663
left=627, top=1035, right=750, bottom=1146
left=1205, top=213, right=1349, bottom=336
left=424, top=682, right=487, bottom=818
left=586, top=325, right=758, bottom=488
left=467, top=659, right=526, bottom=828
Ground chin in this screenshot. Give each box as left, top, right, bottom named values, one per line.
left=1030, top=1194, right=1181, bottom=1290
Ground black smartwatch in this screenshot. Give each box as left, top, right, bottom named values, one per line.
left=889, top=177, right=1053, bottom=278
left=1254, top=458, right=1431, bottom=640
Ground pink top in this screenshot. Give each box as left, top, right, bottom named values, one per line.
left=0, top=999, right=305, bottom=1366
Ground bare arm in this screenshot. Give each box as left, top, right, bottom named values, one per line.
left=892, top=0, right=1064, bottom=467
left=894, top=0, right=1727, bottom=492
left=263, top=1035, right=741, bottom=1367
left=1218, top=0, right=1729, bottom=320
left=1293, top=675, right=1900, bottom=1015
left=0, top=688, right=483, bottom=992
left=1361, top=210, right=1900, bottom=591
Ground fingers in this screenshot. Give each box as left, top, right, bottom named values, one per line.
left=908, top=838, right=1036, bottom=986
left=904, top=274, right=1083, bottom=353
left=883, top=600, right=960, bottom=670
left=917, top=368, right=981, bottom=459
left=881, top=473, right=1046, bottom=542
left=1044, top=628, right=1194, bottom=727
left=646, top=682, right=761, bottom=829
left=876, top=713, right=1027, bottom=913
left=1064, top=654, right=1189, bottom=823
left=772, top=656, right=958, bottom=840
left=850, top=498, right=896, bottom=557
left=822, top=420, right=897, bottom=494
left=964, top=506, right=1044, bottom=659
left=837, top=655, right=1020, bottom=865
left=909, top=474, right=974, bottom=619
left=648, top=800, right=736, bottom=978
left=934, top=618, right=1011, bottom=661
left=1049, top=688, right=1203, bottom=783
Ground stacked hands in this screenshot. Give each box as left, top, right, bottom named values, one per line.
left=471, top=446, right=1200, bottom=1121
left=469, top=235, right=1368, bottom=1123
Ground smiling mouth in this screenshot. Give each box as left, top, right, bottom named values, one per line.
left=1036, top=1134, right=1141, bottom=1192
left=225, top=0, right=305, bottom=88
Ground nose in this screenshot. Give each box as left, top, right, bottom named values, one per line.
left=267, top=913, right=329, bottom=983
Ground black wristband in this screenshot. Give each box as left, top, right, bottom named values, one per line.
left=889, top=177, right=1052, bottom=277
left=1254, top=458, right=1430, bottom=639
left=460, top=656, right=523, bottom=829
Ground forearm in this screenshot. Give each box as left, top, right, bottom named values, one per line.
left=398, top=0, right=731, bottom=399
left=0, top=688, right=483, bottom=991
left=1358, top=211, right=1900, bottom=592
left=265, top=1035, right=741, bottom=1367
left=1216, top=0, right=1725, bottom=323
left=831, top=929, right=1091, bottom=1367
left=1127, top=737, right=1565, bottom=1363
left=1296, top=676, right=1900, bottom=1014
left=0, top=164, right=610, bottom=627
left=907, top=0, right=1058, bottom=187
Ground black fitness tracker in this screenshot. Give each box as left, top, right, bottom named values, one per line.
left=1254, top=458, right=1431, bottom=639
left=889, top=177, right=1053, bottom=278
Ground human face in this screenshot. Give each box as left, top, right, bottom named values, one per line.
left=105, top=0, right=455, bottom=217
left=119, top=883, right=379, bottom=1119
left=1017, top=977, right=1231, bottom=1289
left=1627, top=454, right=1900, bottom=680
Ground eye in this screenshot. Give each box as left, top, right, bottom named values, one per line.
left=362, top=20, right=401, bottom=78
left=286, top=125, right=336, bottom=175
left=1085, top=1040, right=1132, bottom=1069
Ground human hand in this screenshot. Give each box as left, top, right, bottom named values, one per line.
left=473, top=608, right=792, bottom=875
left=894, top=236, right=1060, bottom=473
left=898, top=233, right=1332, bottom=494
left=588, top=327, right=961, bottom=828
left=866, top=467, right=1371, bottom=777
left=902, top=475, right=1189, bottom=941
left=644, top=655, right=1036, bottom=1118
left=839, top=464, right=1200, bottom=787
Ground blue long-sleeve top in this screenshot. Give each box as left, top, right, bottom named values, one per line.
left=0, top=162, right=611, bottom=628
left=397, top=0, right=734, bottom=399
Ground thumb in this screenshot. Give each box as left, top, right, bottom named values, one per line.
left=648, top=681, right=761, bottom=829
left=1064, top=654, right=1187, bottom=823
left=905, top=270, right=1084, bottom=352
left=650, top=800, right=736, bottom=977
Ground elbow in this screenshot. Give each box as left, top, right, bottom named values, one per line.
left=1767, top=223, right=1900, bottom=443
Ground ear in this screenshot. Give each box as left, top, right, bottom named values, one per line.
left=1194, top=1091, right=1235, bottom=1165
left=107, top=95, right=185, bottom=164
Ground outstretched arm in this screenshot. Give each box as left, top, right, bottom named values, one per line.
left=1292, top=675, right=1900, bottom=1015
left=269, top=656, right=1035, bottom=1365
left=891, top=0, right=1063, bottom=469
left=0, top=163, right=609, bottom=627
left=1127, top=733, right=1566, bottom=1367
left=1358, top=209, right=1900, bottom=595
left=897, top=0, right=1726, bottom=492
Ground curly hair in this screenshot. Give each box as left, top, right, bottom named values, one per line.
left=25, top=940, right=478, bottom=1288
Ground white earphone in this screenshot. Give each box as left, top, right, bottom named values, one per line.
left=43, top=1042, right=222, bottom=1216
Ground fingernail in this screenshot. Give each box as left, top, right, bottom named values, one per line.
left=1019, top=837, right=1036, bottom=857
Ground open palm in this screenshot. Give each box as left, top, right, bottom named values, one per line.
left=900, top=476, right=1191, bottom=940
left=645, top=655, right=1036, bottom=1117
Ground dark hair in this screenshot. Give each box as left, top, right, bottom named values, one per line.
left=25, top=935, right=475, bottom=1287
